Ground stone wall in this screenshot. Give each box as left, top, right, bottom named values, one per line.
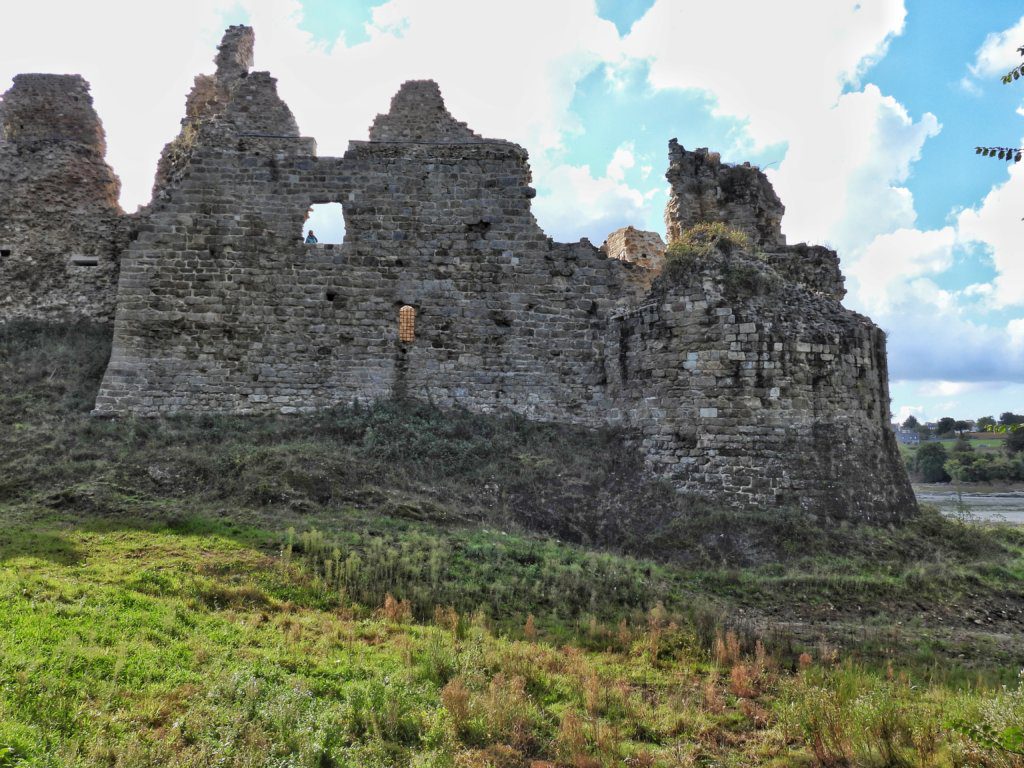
left=664, top=140, right=786, bottom=249
left=605, top=251, right=911, bottom=520
left=663, top=141, right=846, bottom=301
left=0, top=74, right=129, bottom=322
left=15, top=26, right=912, bottom=521
left=602, top=226, right=666, bottom=271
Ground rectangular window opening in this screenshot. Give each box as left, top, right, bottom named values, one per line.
left=0, top=249, right=11, bottom=259
left=70, top=255, right=99, bottom=267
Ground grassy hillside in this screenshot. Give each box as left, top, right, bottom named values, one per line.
left=3, top=322, right=1024, bottom=766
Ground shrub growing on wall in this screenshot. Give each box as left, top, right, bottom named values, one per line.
left=666, top=222, right=750, bottom=263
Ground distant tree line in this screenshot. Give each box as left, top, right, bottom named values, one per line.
left=902, top=412, right=1024, bottom=483
left=901, top=412, right=1022, bottom=440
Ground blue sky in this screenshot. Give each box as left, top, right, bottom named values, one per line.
left=1, top=0, right=1021, bottom=423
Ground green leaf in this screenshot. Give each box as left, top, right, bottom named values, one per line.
left=1001, top=726, right=1024, bottom=751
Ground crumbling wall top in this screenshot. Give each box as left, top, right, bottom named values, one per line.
left=368, top=80, right=484, bottom=143
left=601, top=226, right=666, bottom=271
left=215, top=25, right=255, bottom=81
left=1, top=74, right=107, bottom=152
left=665, top=139, right=785, bottom=248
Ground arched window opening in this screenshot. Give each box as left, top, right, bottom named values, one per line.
left=399, top=305, right=416, bottom=343
left=302, top=202, right=346, bottom=244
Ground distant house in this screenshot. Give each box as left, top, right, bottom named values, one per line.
left=895, top=429, right=920, bottom=446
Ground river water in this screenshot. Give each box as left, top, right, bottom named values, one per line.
left=914, top=485, right=1024, bottom=524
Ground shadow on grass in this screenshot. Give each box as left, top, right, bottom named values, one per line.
left=0, top=524, right=83, bottom=566
left=0, top=504, right=267, bottom=568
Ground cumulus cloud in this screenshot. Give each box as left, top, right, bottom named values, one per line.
left=621, top=0, right=940, bottom=258
left=969, top=15, right=1024, bottom=78
left=623, top=0, right=907, bottom=148
left=846, top=226, right=955, bottom=313
left=884, top=310, right=1024, bottom=382
left=605, top=141, right=636, bottom=182
left=1, top=0, right=623, bottom=218
left=773, top=86, right=939, bottom=253
left=956, top=162, right=1024, bottom=308
left=239, top=0, right=620, bottom=154
left=532, top=160, right=648, bottom=243
left=832, top=15, right=1024, bottom=398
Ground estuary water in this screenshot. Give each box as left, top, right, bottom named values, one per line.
left=914, top=484, right=1024, bottom=524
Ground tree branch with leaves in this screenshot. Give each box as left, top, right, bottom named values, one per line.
left=975, top=44, right=1024, bottom=162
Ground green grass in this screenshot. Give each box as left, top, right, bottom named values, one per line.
left=927, top=438, right=1006, bottom=451
left=2, top=509, right=1024, bottom=766
left=3, top=321, right=1024, bottom=766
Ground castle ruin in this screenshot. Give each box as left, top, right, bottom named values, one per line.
left=0, top=26, right=917, bottom=521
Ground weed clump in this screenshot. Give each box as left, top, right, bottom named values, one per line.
left=663, top=222, right=778, bottom=295
left=665, top=221, right=751, bottom=273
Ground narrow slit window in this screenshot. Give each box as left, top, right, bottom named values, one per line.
left=70, top=255, right=98, bottom=267
left=399, top=305, right=416, bottom=343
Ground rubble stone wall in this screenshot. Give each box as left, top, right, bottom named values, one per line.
left=602, top=226, right=666, bottom=271
left=8, top=26, right=915, bottom=521
left=605, top=254, right=911, bottom=520
left=0, top=74, right=129, bottom=322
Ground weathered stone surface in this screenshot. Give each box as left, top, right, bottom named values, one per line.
left=663, top=141, right=846, bottom=301
left=665, top=140, right=785, bottom=249
left=601, top=226, right=666, bottom=271
left=3, top=26, right=915, bottom=522
left=0, top=74, right=130, bottom=321
left=368, top=80, right=482, bottom=143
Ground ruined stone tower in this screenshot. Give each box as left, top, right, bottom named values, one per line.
left=0, top=75, right=129, bottom=320
left=1, top=26, right=917, bottom=522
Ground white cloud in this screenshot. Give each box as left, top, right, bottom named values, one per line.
left=624, top=0, right=907, bottom=148
left=958, top=75, right=983, bottom=96
left=956, top=161, right=1024, bottom=308
left=606, top=141, right=636, bottom=182
left=243, top=0, right=620, bottom=158
left=846, top=226, right=955, bottom=313
left=883, top=308, right=1024, bottom=382
left=773, top=86, right=940, bottom=254
left=532, top=161, right=647, bottom=243
left=1009, top=318, right=1024, bottom=349
left=969, top=15, right=1024, bottom=78
left=1, top=0, right=622, bottom=217
left=622, top=0, right=940, bottom=260
left=919, top=381, right=988, bottom=398
left=963, top=282, right=995, bottom=298
left=895, top=404, right=925, bottom=423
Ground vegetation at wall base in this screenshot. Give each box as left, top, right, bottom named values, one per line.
left=3, top=321, right=1024, bottom=766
